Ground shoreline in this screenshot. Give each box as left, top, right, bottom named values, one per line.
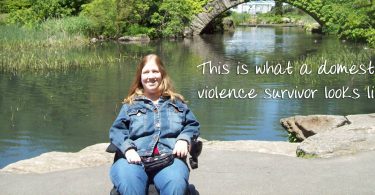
left=1, top=113, right=374, bottom=174
left=1, top=147, right=375, bottom=194
left=1, top=120, right=375, bottom=194
left=238, top=23, right=304, bottom=27
left=0, top=139, right=298, bottom=174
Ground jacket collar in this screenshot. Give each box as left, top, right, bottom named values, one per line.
left=133, top=95, right=170, bottom=103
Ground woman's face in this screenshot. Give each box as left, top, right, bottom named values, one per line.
left=141, top=60, right=162, bottom=97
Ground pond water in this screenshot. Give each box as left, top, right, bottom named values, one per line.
left=0, top=26, right=374, bottom=168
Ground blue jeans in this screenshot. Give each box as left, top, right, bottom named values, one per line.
left=110, top=158, right=189, bottom=195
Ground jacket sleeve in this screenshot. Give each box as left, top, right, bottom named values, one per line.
left=109, top=104, right=137, bottom=154
left=176, top=105, right=200, bottom=145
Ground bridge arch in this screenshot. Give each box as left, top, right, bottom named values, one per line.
left=185, top=0, right=325, bottom=36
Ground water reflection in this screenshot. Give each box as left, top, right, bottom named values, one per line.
left=0, top=26, right=374, bottom=167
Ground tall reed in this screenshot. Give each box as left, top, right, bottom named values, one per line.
left=0, top=24, right=132, bottom=74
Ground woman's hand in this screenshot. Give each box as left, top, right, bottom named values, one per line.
left=125, top=149, right=141, bottom=164
left=173, top=140, right=189, bottom=158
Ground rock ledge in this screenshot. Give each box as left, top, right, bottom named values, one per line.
left=1, top=140, right=297, bottom=174
left=281, top=113, right=375, bottom=158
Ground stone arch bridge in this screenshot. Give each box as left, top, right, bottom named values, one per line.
left=185, top=0, right=325, bottom=36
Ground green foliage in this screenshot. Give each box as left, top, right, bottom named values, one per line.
left=274, top=0, right=283, bottom=16
left=0, top=0, right=7, bottom=13
left=2, top=0, right=90, bottom=14
left=80, top=0, right=117, bottom=36
left=187, top=0, right=211, bottom=15
left=0, top=25, right=132, bottom=73
left=4, top=0, right=91, bottom=27
left=256, top=13, right=283, bottom=24
left=151, top=0, right=191, bottom=37
left=126, top=24, right=152, bottom=36
left=229, top=5, right=313, bottom=26
left=230, top=12, right=251, bottom=26
left=327, top=1, right=373, bottom=45
left=61, top=0, right=92, bottom=15
left=115, top=0, right=156, bottom=36
left=2, top=0, right=32, bottom=13
left=115, top=0, right=208, bottom=37
left=296, top=150, right=317, bottom=159
left=285, top=0, right=374, bottom=46
left=2, top=0, right=372, bottom=46
left=288, top=132, right=300, bottom=143
left=40, top=16, right=97, bottom=36
left=6, top=0, right=73, bottom=27
left=6, top=8, right=40, bottom=27
left=365, top=29, right=375, bottom=47
left=150, top=0, right=209, bottom=37
left=3, top=0, right=209, bottom=38
left=0, top=13, right=8, bottom=24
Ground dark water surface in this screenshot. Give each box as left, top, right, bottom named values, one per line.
left=1, top=27, right=374, bottom=167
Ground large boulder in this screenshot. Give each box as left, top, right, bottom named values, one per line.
left=280, top=115, right=349, bottom=141
left=297, top=125, right=375, bottom=158
left=222, top=18, right=235, bottom=32
left=292, top=113, right=375, bottom=158
left=118, top=35, right=150, bottom=43
left=304, top=22, right=322, bottom=33
left=1, top=143, right=113, bottom=174
left=281, top=17, right=291, bottom=23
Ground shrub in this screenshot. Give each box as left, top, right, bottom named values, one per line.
left=150, top=0, right=210, bottom=37
left=80, top=0, right=117, bottom=36
left=230, top=12, right=251, bottom=26
left=126, top=24, right=152, bottom=36
left=365, top=29, right=375, bottom=47
left=0, top=13, right=8, bottom=25
left=6, top=0, right=73, bottom=27
left=40, top=16, right=97, bottom=36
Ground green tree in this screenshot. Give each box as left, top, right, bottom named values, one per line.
left=323, top=0, right=374, bottom=45
left=61, top=0, right=92, bottom=15
left=5, top=0, right=91, bottom=27
left=274, top=0, right=283, bottom=16
left=80, top=0, right=117, bottom=36
left=150, top=0, right=208, bottom=37
left=115, top=0, right=208, bottom=37
left=115, top=0, right=157, bottom=35
left=0, top=0, right=8, bottom=13
left=2, top=0, right=32, bottom=13
left=6, top=0, right=72, bottom=27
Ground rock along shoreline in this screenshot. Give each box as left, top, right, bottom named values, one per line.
left=0, top=139, right=298, bottom=174
left=281, top=113, right=375, bottom=158
left=1, top=113, right=374, bottom=174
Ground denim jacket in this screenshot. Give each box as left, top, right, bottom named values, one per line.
left=109, top=96, right=200, bottom=157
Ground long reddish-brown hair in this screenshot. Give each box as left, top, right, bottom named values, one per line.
left=124, top=54, right=185, bottom=104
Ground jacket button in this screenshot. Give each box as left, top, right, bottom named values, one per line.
left=155, top=123, right=160, bottom=128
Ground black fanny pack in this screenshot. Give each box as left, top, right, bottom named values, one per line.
left=141, top=153, right=174, bottom=172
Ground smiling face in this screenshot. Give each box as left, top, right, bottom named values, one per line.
left=141, top=59, right=162, bottom=99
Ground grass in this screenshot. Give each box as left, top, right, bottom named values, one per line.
left=288, top=45, right=375, bottom=85
left=40, top=16, right=97, bottom=37
left=229, top=6, right=319, bottom=31
left=0, top=21, right=373, bottom=75
left=296, top=149, right=318, bottom=159
left=0, top=24, right=134, bottom=74
left=0, top=14, right=8, bottom=25
left=288, top=132, right=301, bottom=143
